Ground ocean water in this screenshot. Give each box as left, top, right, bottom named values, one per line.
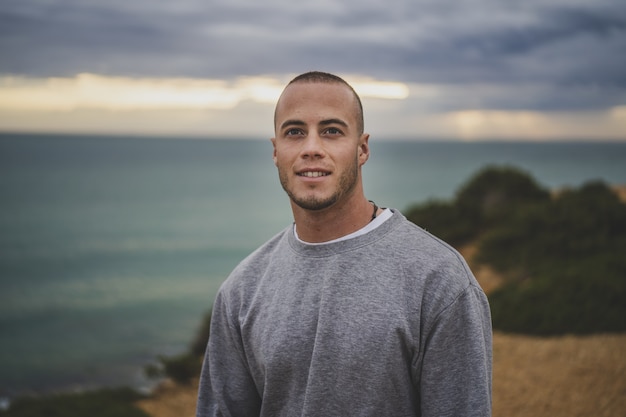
left=1, top=133, right=625, bottom=398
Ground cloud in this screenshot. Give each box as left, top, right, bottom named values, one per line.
left=0, top=0, right=624, bottom=139
left=1, top=74, right=623, bottom=140
left=3, top=1, right=624, bottom=80
left=442, top=110, right=610, bottom=141
left=0, top=73, right=409, bottom=111
left=0, top=74, right=276, bottom=111
left=0, top=73, right=413, bottom=138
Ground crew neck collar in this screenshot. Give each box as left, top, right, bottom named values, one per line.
left=294, top=208, right=393, bottom=246
left=287, top=209, right=402, bottom=257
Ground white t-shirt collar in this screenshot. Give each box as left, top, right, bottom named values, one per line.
left=294, top=208, right=393, bottom=246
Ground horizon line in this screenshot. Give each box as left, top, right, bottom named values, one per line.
left=1, top=130, right=626, bottom=144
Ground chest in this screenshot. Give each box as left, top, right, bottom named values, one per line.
left=239, top=258, right=420, bottom=386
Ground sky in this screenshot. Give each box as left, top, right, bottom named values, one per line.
left=1, top=0, right=625, bottom=140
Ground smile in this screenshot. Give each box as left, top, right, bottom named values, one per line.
left=298, top=171, right=330, bottom=178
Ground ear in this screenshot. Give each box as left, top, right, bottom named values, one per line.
left=358, top=133, right=370, bottom=166
left=270, top=137, right=278, bottom=166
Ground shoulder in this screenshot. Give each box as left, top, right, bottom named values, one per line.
left=387, top=212, right=491, bottom=336
left=385, top=210, right=482, bottom=304
left=385, top=210, right=470, bottom=273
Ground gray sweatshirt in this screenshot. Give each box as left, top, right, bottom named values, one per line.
left=197, top=209, right=492, bottom=417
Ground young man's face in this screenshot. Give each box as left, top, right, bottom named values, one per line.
left=271, top=81, right=369, bottom=212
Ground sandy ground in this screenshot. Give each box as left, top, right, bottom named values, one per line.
left=137, top=185, right=626, bottom=417
left=137, top=378, right=199, bottom=417
left=492, top=332, right=626, bottom=417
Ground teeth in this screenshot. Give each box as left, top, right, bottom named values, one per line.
left=301, top=171, right=328, bottom=177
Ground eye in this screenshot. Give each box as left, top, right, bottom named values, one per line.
left=323, top=127, right=343, bottom=137
left=284, top=128, right=304, bottom=137
left=322, top=126, right=344, bottom=139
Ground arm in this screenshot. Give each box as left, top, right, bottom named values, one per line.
left=419, top=285, right=492, bottom=417
left=196, top=291, right=262, bottom=417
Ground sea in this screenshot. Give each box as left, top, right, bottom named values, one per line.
left=1, top=133, right=625, bottom=399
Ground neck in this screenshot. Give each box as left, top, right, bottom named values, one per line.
left=291, top=194, right=375, bottom=243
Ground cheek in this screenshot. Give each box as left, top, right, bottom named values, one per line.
left=274, top=152, right=290, bottom=170
left=272, top=147, right=284, bottom=167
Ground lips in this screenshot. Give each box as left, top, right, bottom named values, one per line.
left=298, top=171, right=330, bottom=178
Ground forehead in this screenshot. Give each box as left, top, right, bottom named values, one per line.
left=275, top=82, right=358, bottom=128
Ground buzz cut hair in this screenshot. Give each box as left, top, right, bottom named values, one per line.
left=276, top=71, right=365, bottom=135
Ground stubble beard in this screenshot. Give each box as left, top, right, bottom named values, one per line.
left=279, top=157, right=360, bottom=212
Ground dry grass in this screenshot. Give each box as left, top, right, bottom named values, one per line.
left=492, top=332, right=626, bottom=417
left=136, top=378, right=199, bottom=417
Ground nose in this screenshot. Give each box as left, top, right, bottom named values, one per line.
left=300, top=133, right=326, bottom=159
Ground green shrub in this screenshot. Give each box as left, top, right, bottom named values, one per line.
left=406, top=167, right=626, bottom=335
left=477, top=181, right=626, bottom=270
left=475, top=180, right=626, bottom=334
left=146, top=353, right=203, bottom=385
left=189, top=310, right=211, bottom=357
left=489, top=258, right=626, bottom=335
left=406, top=165, right=550, bottom=247
left=145, top=310, right=211, bottom=384
left=454, top=165, right=550, bottom=229
left=405, top=200, right=475, bottom=246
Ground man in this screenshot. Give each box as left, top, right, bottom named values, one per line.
left=197, top=71, right=492, bottom=416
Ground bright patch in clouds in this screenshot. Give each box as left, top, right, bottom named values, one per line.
left=0, top=74, right=281, bottom=111
left=0, top=73, right=623, bottom=140
left=611, top=105, right=626, bottom=120
left=446, top=109, right=626, bottom=141
left=348, top=77, right=410, bottom=100
left=449, top=110, right=542, bottom=140
left=0, top=74, right=409, bottom=112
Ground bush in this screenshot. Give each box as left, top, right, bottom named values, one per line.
left=405, top=200, right=475, bottom=246
left=406, top=165, right=550, bottom=247
left=489, top=258, right=626, bottom=335
left=189, top=310, right=212, bottom=357
left=454, top=165, right=550, bottom=229
left=406, top=166, right=626, bottom=335
left=145, top=310, right=211, bottom=384
left=478, top=181, right=626, bottom=268
left=479, top=181, right=626, bottom=334
left=145, top=353, right=203, bottom=385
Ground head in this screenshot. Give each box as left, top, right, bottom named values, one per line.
left=271, top=71, right=370, bottom=213
left=274, top=71, right=365, bottom=136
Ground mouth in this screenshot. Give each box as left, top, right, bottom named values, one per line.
left=297, top=171, right=330, bottom=178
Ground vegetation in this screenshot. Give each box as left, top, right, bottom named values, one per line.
left=145, top=310, right=211, bottom=384
left=0, top=388, right=149, bottom=417
left=406, top=166, right=550, bottom=247
left=406, top=165, right=626, bottom=335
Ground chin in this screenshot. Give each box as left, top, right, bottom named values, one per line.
left=291, top=194, right=337, bottom=211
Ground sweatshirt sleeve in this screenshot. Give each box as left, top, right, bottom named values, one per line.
left=196, top=290, right=262, bottom=417
left=418, top=285, right=493, bottom=417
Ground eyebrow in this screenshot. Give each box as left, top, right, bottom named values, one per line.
left=279, top=118, right=349, bottom=131
left=319, top=118, right=348, bottom=129
left=279, top=119, right=306, bottom=130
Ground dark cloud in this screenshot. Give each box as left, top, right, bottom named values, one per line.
left=452, top=8, right=626, bottom=57
left=1, top=0, right=625, bottom=111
